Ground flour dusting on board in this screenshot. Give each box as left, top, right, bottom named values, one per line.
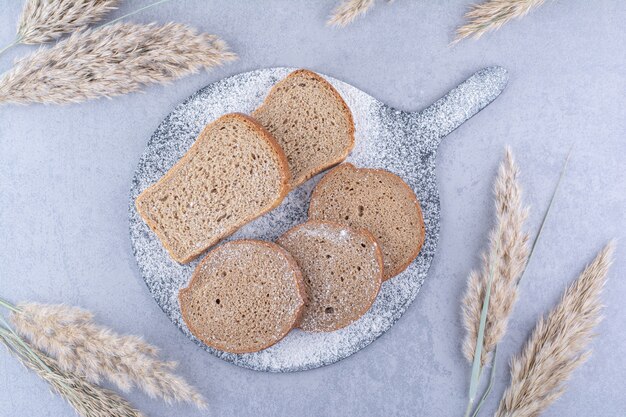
left=129, top=67, right=508, bottom=372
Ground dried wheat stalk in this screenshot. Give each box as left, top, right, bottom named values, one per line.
left=496, top=241, right=614, bottom=417
left=16, top=0, right=121, bottom=45
left=462, top=148, right=530, bottom=366
left=328, top=0, right=376, bottom=27
left=0, top=330, right=144, bottom=417
left=455, top=0, right=546, bottom=42
left=0, top=22, right=236, bottom=105
left=11, top=303, right=207, bottom=408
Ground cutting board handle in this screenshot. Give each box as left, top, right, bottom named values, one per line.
left=411, top=66, right=509, bottom=148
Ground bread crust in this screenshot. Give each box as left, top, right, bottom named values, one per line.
left=252, top=69, right=355, bottom=189
left=135, top=113, right=291, bottom=263
left=308, top=163, right=425, bottom=280
left=179, top=239, right=306, bottom=354
left=277, top=220, right=383, bottom=332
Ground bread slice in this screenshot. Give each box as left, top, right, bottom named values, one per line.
left=308, top=163, right=425, bottom=281
left=135, top=113, right=290, bottom=263
left=179, top=240, right=306, bottom=354
left=277, top=220, right=382, bottom=332
left=252, top=69, right=355, bottom=188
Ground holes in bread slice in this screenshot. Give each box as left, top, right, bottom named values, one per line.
left=179, top=241, right=305, bottom=353
left=277, top=221, right=382, bottom=332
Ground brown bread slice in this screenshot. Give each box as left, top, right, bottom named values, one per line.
left=179, top=240, right=306, bottom=354
left=252, top=69, right=355, bottom=188
left=135, top=113, right=290, bottom=263
left=308, top=163, right=425, bottom=281
left=277, top=220, right=383, bottom=332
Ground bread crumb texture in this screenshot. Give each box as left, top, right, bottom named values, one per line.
left=309, top=163, right=424, bottom=280
left=179, top=240, right=305, bottom=353
left=278, top=221, right=382, bottom=332
left=136, top=114, right=288, bottom=263
left=253, top=69, right=354, bottom=188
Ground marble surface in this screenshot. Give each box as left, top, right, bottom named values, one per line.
left=0, top=1, right=624, bottom=416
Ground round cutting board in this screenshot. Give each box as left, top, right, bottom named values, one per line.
left=129, top=67, right=508, bottom=372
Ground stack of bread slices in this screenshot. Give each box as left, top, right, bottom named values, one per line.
left=136, top=70, right=425, bottom=354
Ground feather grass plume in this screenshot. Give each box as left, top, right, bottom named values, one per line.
left=462, top=148, right=530, bottom=367
left=496, top=242, right=615, bottom=417
left=10, top=302, right=207, bottom=408
left=16, top=0, right=121, bottom=45
left=454, top=0, right=546, bottom=43
left=328, top=0, right=376, bottom=27
left=0, top=22, right=236, bottom=105
left=0, top=326, right=144, bottom=417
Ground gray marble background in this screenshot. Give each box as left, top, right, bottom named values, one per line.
left=0, top=1, right=624, bottom=416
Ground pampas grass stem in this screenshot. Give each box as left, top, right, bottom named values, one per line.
left=0, top=39, right=20, bottom=57
left=0, top=297, right=20, bottom=313
left=10, top=302, right=207, bottom=408
left=17, top=0, right=121, bottom=45
left=104, top=0, right=173, bottom=27
left=0, top=22, right=236, bottom=104
left=464, top=147, right=573, bottom=417
left=462, top=148, right=530, bottom=367
left=471, top=346, right=498, bottom=417
left=454, top=0, right=546, bottom=43
left=519, top=145, right=573, bottom=286
left=464, top=234, right=501, bottom=417
left=328, top=0, right=376, bottom=27
left=1, top=327, right=145, bottom=417
left=496, top=242, right=615, bottom=417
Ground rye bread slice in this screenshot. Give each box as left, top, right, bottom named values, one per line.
left=252, top=69, right=355, bottom=188
left=308, top=163, right=425, bottom=280
left=277, top=220, right=383, bottom=332
left=135, top=113, right=290, bottom=263
left=179, top=240, right=306, bottom=354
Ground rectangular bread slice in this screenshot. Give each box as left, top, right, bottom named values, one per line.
left=135, top=113, right=290, bottom=263
left=252, top=69, right=355, bottom=189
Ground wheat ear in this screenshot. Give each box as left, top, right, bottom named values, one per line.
left=11, top=303, right=207, bottom=408
left=462, top=148, right=530, bottom=366
left=0, top=22, right=236, bottom=105
left=496, top=241, right=615, bottom=417
left=16, top=0, right=121, bottom=45
left=0, top=328, right=144, bottom=417
left=454, top=0, right=546, bottom=43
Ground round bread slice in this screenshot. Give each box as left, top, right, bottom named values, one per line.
left=178, top=240, right=306, bottom=354
left=252, top=69, right=355, bottom=189
left=308, top=163, right=425, bottom=281
left=277, top=221, right=383, bottom=332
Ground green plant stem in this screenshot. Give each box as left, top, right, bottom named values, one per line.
left=464, top=235, right=501, bottom=417
left=103, top=0, right=174, bottom=27
left=465, top=147, right=573, bottom=416
left=0, top=327, right=75, bottom=395
left=0, top=38, right=19, bottom=57
left=0, top=297, right=19, bottom=312
left=464, top=398, right=474, bottom=417
left=0, top=317, right=50, bottom=371
left=471, top=346, right=498, bottom=417
left=517, top=145, right=573, bottom=285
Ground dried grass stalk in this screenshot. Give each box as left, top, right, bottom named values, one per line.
left=0, top=22, right=236, bottom=105
left=0, top=331, right=144, bottom=417
left=17, top=0, right=121, bottom=44
left=328, top=0, right=376, bottom=27
left=462, top=148, right=530, bottom=366
left=496, top=241, right=615, bottom=417
left=454, top=0, right=546, bottom=42
left=11, top=303, right=207, bottom=408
